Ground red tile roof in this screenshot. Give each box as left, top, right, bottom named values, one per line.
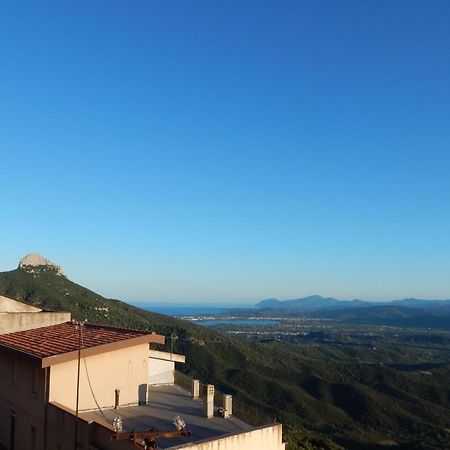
left=0, top=322, right=164, bottom=365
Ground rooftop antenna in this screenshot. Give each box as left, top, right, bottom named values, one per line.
left=112, top=415, right=191, bottom=448
left=170, top=332, right=178, bottom=356
left=73, top=320, right=85, bottom=449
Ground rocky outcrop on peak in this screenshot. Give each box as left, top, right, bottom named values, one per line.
left=18, top=253, right=65, bottom=276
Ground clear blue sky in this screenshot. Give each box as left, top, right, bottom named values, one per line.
left=1, top=1, right=450, bottom=303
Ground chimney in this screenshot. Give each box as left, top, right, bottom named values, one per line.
left=191, top=379, right=200, bottom=399
left=202, top=384, right=214, bottom=418
left=222, top=394, right=232, bottom=418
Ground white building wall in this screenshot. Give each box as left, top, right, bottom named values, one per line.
left=149, top=358, right=175, bottom=385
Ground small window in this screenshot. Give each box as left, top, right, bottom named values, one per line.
left=30, top=426, right=36, bottom=450
left=10, top=411, right=16, bottom=450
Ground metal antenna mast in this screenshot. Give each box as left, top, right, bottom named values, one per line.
left=74, top=320, right=85, bottom=449
left=170, top=332, right=178, bottom=355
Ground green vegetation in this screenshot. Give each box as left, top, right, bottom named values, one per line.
left=1, top=267, right=449, bottom=449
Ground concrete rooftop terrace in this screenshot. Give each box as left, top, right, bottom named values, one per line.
left=80, top=385, right=252, bottom=449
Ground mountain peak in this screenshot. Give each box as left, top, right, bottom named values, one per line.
left=18, top=253, right=65, bottom=276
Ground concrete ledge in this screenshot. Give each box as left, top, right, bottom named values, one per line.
left=149, top=349, right=186, bottom=363
left=0, top=295, right=42, bottom=312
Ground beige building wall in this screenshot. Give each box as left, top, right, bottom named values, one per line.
left=0, top=311, right=71, bottom=335
left=169, top=424, right=285, bottom=450
left=49, top=343, right=150, bottom=411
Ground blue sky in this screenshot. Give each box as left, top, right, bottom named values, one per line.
left=1, top=1, right=450, bottom=303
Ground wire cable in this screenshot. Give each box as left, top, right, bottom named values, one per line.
left=80, top=325, right=110, bottom=422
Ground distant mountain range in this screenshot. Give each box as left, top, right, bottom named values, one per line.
left=256, top=295, right=450, bottom=311
left=252, top=296, right=450, bottom=329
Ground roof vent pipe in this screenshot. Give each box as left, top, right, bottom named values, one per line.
left=191, top=379, right=200, bottom=399
left=222, top=394, right=232, bottom=418
left=202, top=384, right=214, bottom=418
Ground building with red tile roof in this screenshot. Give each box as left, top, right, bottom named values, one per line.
left=0, top=320, right=285, bottom=450
left=0, top=321, right=166, bottom=450
left=0, top=321, right=164, bottom=366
